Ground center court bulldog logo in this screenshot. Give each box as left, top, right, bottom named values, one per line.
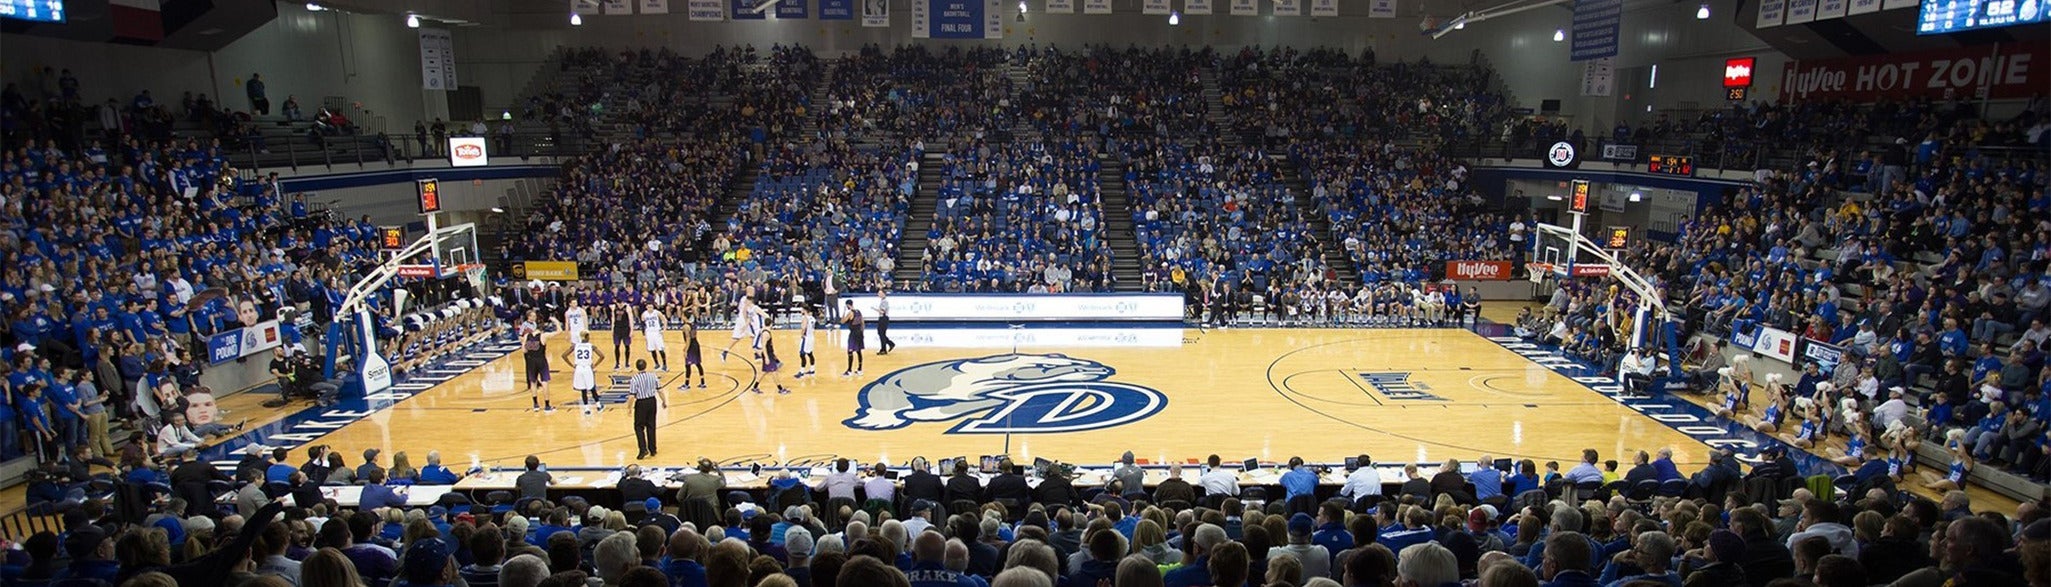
left=844, top=353, right=1167, bottom=434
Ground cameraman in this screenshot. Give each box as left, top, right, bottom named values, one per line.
left=294, top=349, right=339, bottom=406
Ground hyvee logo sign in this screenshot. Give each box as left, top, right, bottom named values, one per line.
left=1446, top=260, right=1513, bottom=281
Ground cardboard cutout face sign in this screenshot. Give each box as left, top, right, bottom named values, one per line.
left=184, top=390, right=220, bottom=425
left=237, top=298, right=262, bottom=328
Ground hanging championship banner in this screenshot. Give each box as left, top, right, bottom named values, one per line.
left=1846, top=0, right=1880, bottom=15
left=640, top=0, right=670, bottom=13
left=602, top=0, right=633, bottom=14
left=984, top=0, right=1003, bottom=37
left=1570, top=0, right=1621, bottom=61
left=1756, top=0, right=1784, bottom=27
left=861, top=0, right=889, bottom=26
left=1581, top=57, right=1614, bottom=96
left=820, top=0, right=852, bottom=18
left=688, top=0, right=725, bottom=19
left=572, top=0, right=604, bottom=12
left=417, top=29, right=457, bottom=91
left=731, top=0, right=766, bottom=19
left=1229, top=0, right=1255, bottom=15
left=1083, top=0, right=1111, bottom=14
left=1366, top=0, right=1393, bottom=17
left=1880, top=0, right=1916, bottom=9
left=1046, top=0, right=1073, bottom=13
left=1814, top=0, right=1845, bottom=19
left=1309, top=0, right=1335, bottom=16
left=1142, top=0, right=1168, bottom=14
left=777, top=0, right=807, bottom=18
left=1183, top=0, right=1209, bottom=14
left=1785, top=0, right=1815, bottom=23
left=910, top=0, right=928, bottom=36
left=1272, top=0, right=1300, bottom=16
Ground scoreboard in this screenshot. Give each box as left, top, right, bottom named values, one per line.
left=0, top=0, right=65, bottom=22
left=1648, top=154, right=1695, bottom=176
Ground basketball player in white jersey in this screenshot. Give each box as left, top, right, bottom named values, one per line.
left=560, top=331, right=605, bottom=412
left=641, top=305, right=668, bottom=371
left=564, top=298, right=589, bottom=340
left=722, top=293, right=762, bottom=362
left=794, top=305, right=817, bottom=378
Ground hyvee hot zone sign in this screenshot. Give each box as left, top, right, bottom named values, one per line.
left=1780, top=42, right=2044, bottom=102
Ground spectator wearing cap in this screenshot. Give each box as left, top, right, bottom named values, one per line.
left=399, top=537, right=457, bottom=587
left=763, top=506, right=802, bottom=545
left=643, top=499, right=682, bottom=537
left=1272, top=512, right=1332, bottom=580
left=784, top=527, right=816, bottom=584
left=358, top=449, right=385, bottom=483
left=53, top=527, right=117, bottom=584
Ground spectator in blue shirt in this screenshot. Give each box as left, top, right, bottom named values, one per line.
left=358, top=469, right=407, bottom=511
left=1279, top=456, right=1320, bottom=506
left=1469, top=454, right=1505, bottom=504
left=1562, top=449, right=1605, bottom=485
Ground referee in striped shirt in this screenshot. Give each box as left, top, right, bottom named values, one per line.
left=631, top=360, right=666, bottom=459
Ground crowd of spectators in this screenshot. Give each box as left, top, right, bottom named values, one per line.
left=921, top=139, right=1114, bottom=293
left=816, top=45, right=1014, bottom=146
left=1215, top=48, right=1508, bottom=149
left=1124, top=139, right=1318, bottom=295
left=1014, top=45, right=1215, bottom=140
left=15, top=444, right=2051, bottom=587
left=712, top=140, right=915, bottom=293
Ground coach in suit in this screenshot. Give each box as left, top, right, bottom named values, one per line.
left=986, top=459, right=1031, bottom=509
left=902, top=459, right=945, bottom=517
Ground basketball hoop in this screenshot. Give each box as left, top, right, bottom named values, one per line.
left=1527, top=263, right=1553, bottom=284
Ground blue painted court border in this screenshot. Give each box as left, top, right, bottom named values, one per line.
left=1470, top=322, right=1846, bottom=477
left=194, top=334, right=525, bottom=464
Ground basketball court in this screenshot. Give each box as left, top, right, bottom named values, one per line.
left=246, top=325, right=1719, bottom=473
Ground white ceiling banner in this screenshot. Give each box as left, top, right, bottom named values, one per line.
left=1308, top=0, right=1335, bottom=17
left=1272, top=0, right=1300, bottom=16
left=1845, top=0, right=1880, bottom=15
left=1880, top=0, right=1917, bottom=9
left=1756, top=0, right=1785, bottom=27
left=417, top=28, right=458, bottom=91
left=1183, top=0, right=1209, bottom=15
left=602, top=0, right=633, bottom=14
left=688, top=0, right=725, bottom=19
left=1229, top=0, right=1255, bottom=16
left=1143, top=0, right=1168, bottom=14
left=909, top=0, right=928, bottom=37
left=1814, top=0, right=1846, bottom=20
left=860, top=0, right=887, bottom=26
left=1084, top=0, right=1111, bottom=14
left=640, top=0, right=670, bottom=13
left=1367, top=0, right=1393, bottom=17
left=1046, top=0, right=1073, bottom=14
left=1785, top=0, right=1816, bottom=23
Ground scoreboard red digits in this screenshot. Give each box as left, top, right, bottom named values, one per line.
left=1648, top=154, right=1694, bottom=176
